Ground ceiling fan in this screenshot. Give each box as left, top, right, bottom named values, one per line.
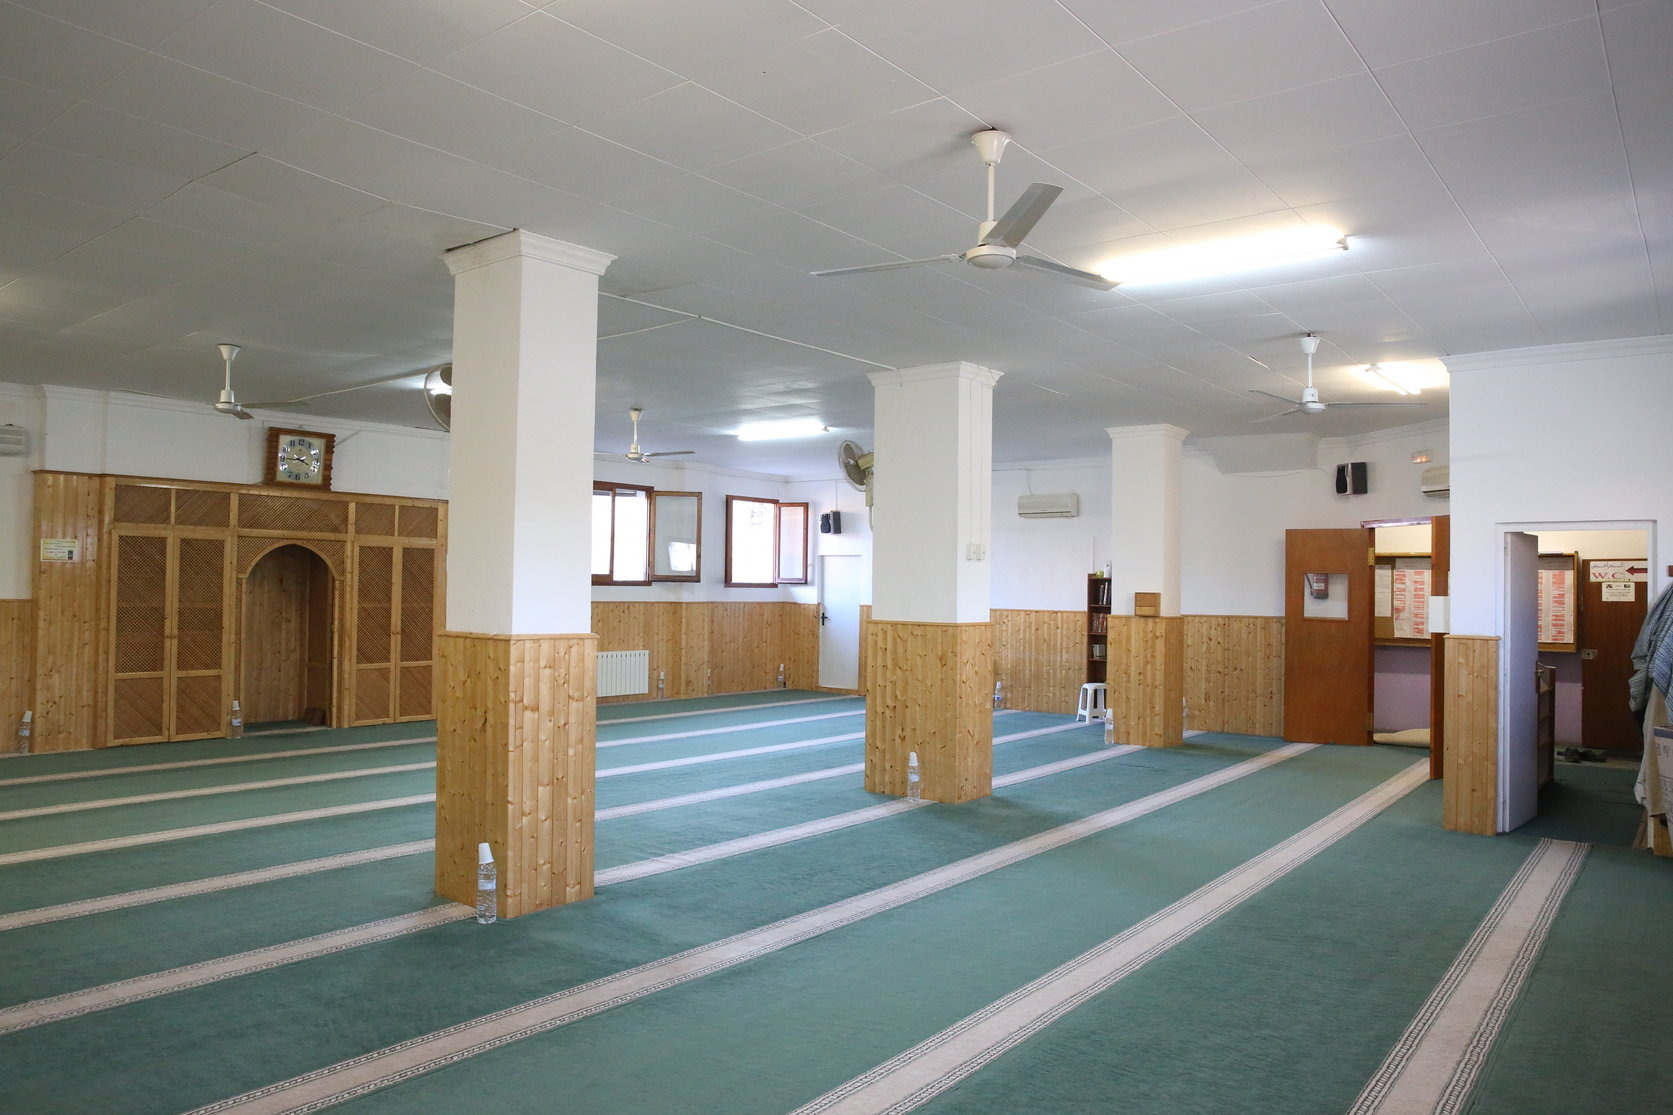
left=208, top=342, right=434, bottom=420
left=811, top=130, right=1116, bottom=291
left=624, top=407, right=694, bottom=464
left=1250, top=334, right=1422, bottom=419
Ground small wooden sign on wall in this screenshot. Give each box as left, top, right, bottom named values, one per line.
left=1134, top=591, right=1160, bottom=616
left=39, top=537, right=79, bottom=562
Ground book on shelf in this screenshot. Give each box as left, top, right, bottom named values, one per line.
left=1089, top=613, right=1108, bottom=635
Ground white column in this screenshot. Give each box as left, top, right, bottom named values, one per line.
left=443, top=230, right=614, bottom=634
left=1105, top=424, right=1188, bottom=616
left=867, top=362, right=1003, bottom=623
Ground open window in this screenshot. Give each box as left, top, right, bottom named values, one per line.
left=725, top=496, right=808, bottom=587
left=650, top=490, right=701, bottom=582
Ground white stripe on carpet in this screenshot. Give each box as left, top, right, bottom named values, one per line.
left=0, top=738, right=437, bottom=788
left=0, top=743, right=1144, bottom=1033
left=0, top=762, right=437, bottom=821
left=793, top=759, right=1432, bottom=1115
left=602, top=695, right=858, bottom=726
left=0, top=842, right=435, bottom=932
left=0, top=795, right=436, bottom=867
left=0, top=906, right=469, bottom=1036
left=1, top=719, right=1093, bottom=929
left=1347, top=838, right=1588, bottom=1115
left=190, top=744, right=1317, bottom=1114
left=601, top=707, right=866, bottom=748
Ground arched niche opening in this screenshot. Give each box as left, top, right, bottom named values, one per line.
left=240, top=544, right=335, bottom=727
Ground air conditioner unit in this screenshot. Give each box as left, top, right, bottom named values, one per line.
left=1420, top=466, right=1449, bottom=498
left=1017, top=492, right=1079, bottom=519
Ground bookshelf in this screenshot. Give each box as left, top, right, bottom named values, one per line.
left=1087, top=574, right=1111, bottom=684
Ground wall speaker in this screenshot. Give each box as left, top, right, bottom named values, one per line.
left=1335, top=462, right=1368, bottom=495
left=820, top=511, right=842, bottom=534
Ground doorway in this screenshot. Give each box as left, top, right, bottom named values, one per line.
left=818, top=554, right=865, bottom=690
left=241, top=545, right=334, bottom=725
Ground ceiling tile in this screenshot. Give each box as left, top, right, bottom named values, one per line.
left=799, top=183, right=972, bottom=260
left=10, top=0, right=219, bottom=48
left=1194, top=73, right=1407, bottom=164
left=705, top=140, right=894, bottom=209
left=705, top=209, right=906, bottom=273
left=0, top=4, right=142, bottom=95
left=1057, top=0, right=1282, bottom=46
left=1600, top=1, right=1673, bottom=93
left=1244, top=135, right=1446, bottom=209
left=401, top=163, right=670, bottom=255
left=153, top=0, right=419, bottom=111
left=548, top=0, right=828, bottom=79
left=490, top=124, right=686, bottom=200
left=1374, top=18, right=1610, bottom=132
left=0, top=75, right=75, bottom=141
left=1116, top=168, right=1289, bottom=232
left=276, top=206, right=502, bottom=285
left=1327, top=0, right=1598, bottom=69
left=694, top=28, right=938, bottom=135
left=34, top=101, right=249, bottom=179
left=0, top=142, right=188, bottom=212
left=612, top=174, right=785, bottom=234
left=262, top=118, right=483, bottom=201
left=88, top=54, right=326, bottom=149
left=950, top=51, right=1181, bottom=151
left=338, top=70, right=565, bottom=169
left=0, top=185, right=131, bottom=242
left=429, top=11, right=682, bottom=124
left=1041, top=115, right=1242, bottom=197
left=86, top=217, right=258, bottom=270
left=257, top=0, right=532, bottom=64
left=577, top=83, right=804, bottom=172
left=836, top=0, right=1106, bottom=94
left=139, top=182, right=343, bottom=246
left=1113, top=0, right=1365, bottom=111
left=196, top=156, right=389, bottom=221
left=815, top=98, right=990, bottom=179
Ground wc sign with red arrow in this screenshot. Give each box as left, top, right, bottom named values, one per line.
left=1588, top=560, right=1648, bottom=582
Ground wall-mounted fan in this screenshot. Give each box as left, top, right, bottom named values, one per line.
left=838, top=440, right=875, bottom=505
left=624, top=408, right=694, bottom=464
left=1251, top=334, right=1422, bottom=419
left=423, top=364, right=451, bottom=430
left=812, top=130, right=1116, bottom=290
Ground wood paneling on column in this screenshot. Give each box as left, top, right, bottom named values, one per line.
left=1106, top=615, right=1185, bottom=748
left=864, top=619, right=992, bottom=803
left=32, top=472, right=105, bottom=751
left=435, top=631, right=596, bottom=918
left=1443, top=635, right=1498, bottom=835
left=1, top=600, right=35, bottom=738
left=1183, top=615, right=1284, bottom=736
left=992, top=608, right=1085, bottom=715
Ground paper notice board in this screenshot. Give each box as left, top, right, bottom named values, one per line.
left=1537, top=553, right=1577, bottom=647
left=1391, top=558, right=1430, bottom=640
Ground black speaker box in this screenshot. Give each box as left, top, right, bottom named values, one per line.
left=820, top=511, right=842, bottom=534
left=1335, top=462, right=1368, bottom=495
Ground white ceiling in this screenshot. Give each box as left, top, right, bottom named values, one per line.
left=0, top=0, right=1667, bottom=477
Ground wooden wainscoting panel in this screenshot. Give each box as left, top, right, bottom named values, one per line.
left=864, top=620, right=992, bottom=803
left=1183, top=615, right=1284, bottom=736
left=1, top=599, right=35, bottom=739
left=1105, top=615, right=1185, bottom=748
left=1443, top=635, right=1499, bottom=835
left=992, top=608, right=1085, bottom=715
left=780, top=601, right=821, bottom=691
left=33, top=473, right=106, bottom=751
left=435, top=631, right=597, bottom=918
left=709, top=602, right=780, bottom=694
left=857, top=605, right=871, bottom=696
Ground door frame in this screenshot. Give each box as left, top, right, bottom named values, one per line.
left=817, top=553, right=865, bottom=691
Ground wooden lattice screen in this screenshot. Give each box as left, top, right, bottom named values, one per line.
left=172, top=536, right=228, bottom=738
left=112, top=533, right=168, bottom=744
left=353, top=544, right=395, bottom=724
left=398, top=547, right=435, bottom=719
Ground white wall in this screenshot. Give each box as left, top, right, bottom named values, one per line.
left=991, top=459, right=1110, bottom=611
left=1448, top=337, right=1673, bottom=637
left=785, top=475, right=873, bottom=608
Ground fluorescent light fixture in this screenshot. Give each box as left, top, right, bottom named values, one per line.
left=1102, top=227, right=1347, bottom=284
left=736, top=417, right=828, bottom=441
left=1360, top=363, right=1416, bottom=395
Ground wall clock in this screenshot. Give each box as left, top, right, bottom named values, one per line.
left=265, top=427, right=335, bottom=488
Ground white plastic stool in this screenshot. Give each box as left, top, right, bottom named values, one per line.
left=1075, top=682, right=1107, bottom=723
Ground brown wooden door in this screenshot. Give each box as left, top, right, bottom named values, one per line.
left=1284, top=528, right=1374, bottom=745
left=1580, top=558, right=1650, bottom=754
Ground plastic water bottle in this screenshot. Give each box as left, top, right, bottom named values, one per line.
left=777, top=663, right=786, bottom=689
left=15, top=710, right=31, bottom=754
left=1103, top=713, right=1117, bottom=747
left=906, top=751, right=922, bottom=802
left=475, top=842, right=497, bottom=924
left=992, top=680, right=1004, bottom=711
left=228, top=700, right=244, bottom=739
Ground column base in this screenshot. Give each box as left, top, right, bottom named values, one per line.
left=435, top=631, right=597, bottom=918
left=1107, top=615, right=1184, bottom=748
left=864, top=620, right=992, bottom=803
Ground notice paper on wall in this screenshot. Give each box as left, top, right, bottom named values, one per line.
left=39, top=538, right=79, bottom=562
left=1391, top=558, right=1430, bottom=639
left=1375, top=564, right=1393, bottom=618
left=1603, top=582, right=1637, bottom=602
left=1538, top=554, right=1576, bottom=645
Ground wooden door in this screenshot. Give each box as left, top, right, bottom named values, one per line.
left=1580, top=559, right=1650, bottom=754
left=111, top=532, right=170, bottom=745
left=348, top=541, right=437, bottom=725
left=110, top=531, right=231, bottom=744
left=170, top=535, right=231, bottom=740
left=1283, top=528, right=1373, bottom=745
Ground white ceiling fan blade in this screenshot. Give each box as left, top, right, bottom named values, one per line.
left=1011, top=255, right=1117, bottom=290
left=1254, top=406, right=1304, bottom=423
left=1323, top=401, right=1423, bottom=408
left=811, top=254, right=960, bottom=278
left=643, top=450, right=695, bottom=458
left=243, top=369, right=427, bottom=409
left=1249, top=389, right=1303, bottom=406
left=982, top=183, right=1062, bottom=248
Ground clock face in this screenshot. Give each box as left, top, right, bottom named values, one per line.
left=276, top=436, right=324, bottom=484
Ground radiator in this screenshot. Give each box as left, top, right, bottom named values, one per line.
left=598, top=650, right=650, bottom=698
